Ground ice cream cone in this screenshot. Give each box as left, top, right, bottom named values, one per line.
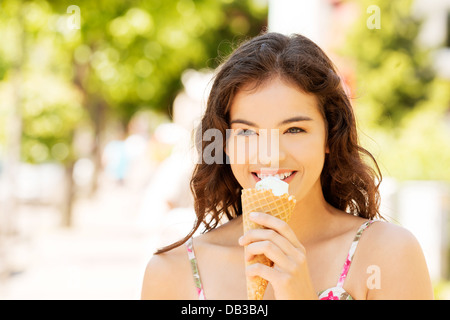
left=241, top=188, right=296, bottom=300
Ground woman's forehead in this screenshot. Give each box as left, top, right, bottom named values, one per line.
left=229, top=77, right=322, bottom=124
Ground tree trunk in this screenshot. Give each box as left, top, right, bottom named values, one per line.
left=89, top=99, right=105, bottom=196
left=61, top=161, right=75, bottom=228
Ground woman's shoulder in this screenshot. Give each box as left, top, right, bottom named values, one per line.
left=359, top=220, right=434, bottom=299
left=359, top=219, right=428, bottom=264
left=141, top=217, right=245, bottom=300
left=363, top=219, right=422, bottom=252
left=141, top=242, right=197, bottom=300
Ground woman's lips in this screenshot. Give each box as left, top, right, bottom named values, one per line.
left=251, top=171, right=297, bottom=183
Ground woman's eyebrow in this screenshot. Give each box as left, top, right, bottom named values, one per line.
left=278, top=116, right=313, bottom=126
left=229, top=119, right=256, bottom=126
left=230, top=116, right=313, bottom=127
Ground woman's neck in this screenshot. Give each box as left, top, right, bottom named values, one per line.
left=288, top=181, right=338, bottom=245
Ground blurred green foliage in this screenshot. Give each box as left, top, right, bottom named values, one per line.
left=342, top=0, right=450, bottom=181
left=0, top=0, right=85, bottom=164
left=0, top=0, right=267, bottom=165
left=2, top=0, right=448, bottom=183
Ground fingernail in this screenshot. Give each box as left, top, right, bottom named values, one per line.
left=238, top=236, right=243, bottom=245
left=250, top=212, right=258, bottom=218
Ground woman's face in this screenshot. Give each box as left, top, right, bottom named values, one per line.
left=226, top=77, right=329, bottom=201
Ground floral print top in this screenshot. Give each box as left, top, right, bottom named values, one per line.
left=186, top=237, right=206, bottom=300
left=186, top=220, right=374, bottom=300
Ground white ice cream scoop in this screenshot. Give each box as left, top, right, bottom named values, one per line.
left=255, top=176, right=289, bottom=196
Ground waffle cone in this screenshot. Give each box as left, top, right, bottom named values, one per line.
left=241, top=188, right=296, bottom=300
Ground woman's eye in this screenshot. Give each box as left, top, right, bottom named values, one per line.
left=237, top=129, right=256, bottom=136
left=285, top=127, right=305, bottom=134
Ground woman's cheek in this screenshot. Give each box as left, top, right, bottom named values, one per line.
left=231, top=164, right=252, bottom=189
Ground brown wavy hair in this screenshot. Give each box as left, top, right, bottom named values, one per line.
left=156, top=32, right=382, bottom=254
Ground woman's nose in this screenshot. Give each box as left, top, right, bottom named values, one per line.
left=253, top=129, right=286, bottom=167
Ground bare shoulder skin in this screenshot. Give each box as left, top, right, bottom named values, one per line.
left=141, top=244, right=198, bottom=300
left=355, top=221, right=434, bottom=300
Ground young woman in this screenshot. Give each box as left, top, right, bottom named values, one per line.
left=141, top=32, right=433, bottom=300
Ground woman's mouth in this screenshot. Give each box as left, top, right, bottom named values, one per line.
left=251, top=171, right=297, bottom=183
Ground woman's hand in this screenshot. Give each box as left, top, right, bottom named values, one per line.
left=239, top=212, right=317, bottom=300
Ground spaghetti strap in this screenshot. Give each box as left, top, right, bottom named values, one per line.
left=336, top=220, right=374, bottom=287
left=186, top=237, right=206, bottom=300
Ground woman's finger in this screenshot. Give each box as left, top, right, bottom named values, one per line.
left=245, top=261, right=282, bottom=285
left=240, top=228, right=297, bottom=257
left=244, top=240, right=296, bottom=271
left=246, top=212, right=304, bottom=251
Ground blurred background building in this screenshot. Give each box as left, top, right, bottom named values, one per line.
left=0, top=0, right=449, bottom=299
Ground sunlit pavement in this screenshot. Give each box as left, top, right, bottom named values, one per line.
left=0, top=175, right=196, bottom=300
